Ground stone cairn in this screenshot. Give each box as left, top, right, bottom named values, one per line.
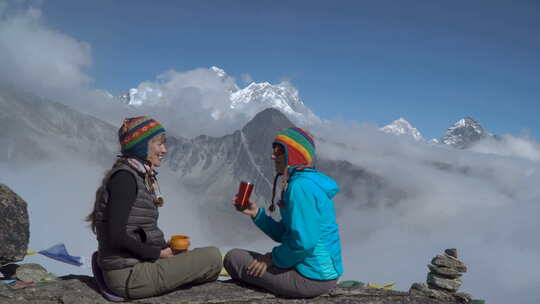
left=410, top=248, right=472, bottom=303
left=428, top=248, right=466, bottom=292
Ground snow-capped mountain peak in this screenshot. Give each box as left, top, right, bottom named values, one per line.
left=230, top=81, right=319, bottom=125
left=114, top=67, right=320, bottom=125
left=441, top=117, right=492, bottom=148
left=231, top=81, right=298, bottom=110
left=380, top=118, right=424, bottom=141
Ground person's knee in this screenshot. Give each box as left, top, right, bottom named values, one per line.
left=223, top=248, right=244, bottom=269
left=197, top=246, right=222, bottom=271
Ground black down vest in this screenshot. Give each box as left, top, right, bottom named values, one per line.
left=94, top=162, right=166, bottom=270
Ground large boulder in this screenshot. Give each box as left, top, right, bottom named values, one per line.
left=0, top=184, right=30, bottom=265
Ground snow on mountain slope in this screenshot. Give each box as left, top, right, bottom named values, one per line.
left=230, top=81, right=319, bottom=125
left=380, top=118, right=424, bottom=141
left=116, top=67, right=319, bottom=125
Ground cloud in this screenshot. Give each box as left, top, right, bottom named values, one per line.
left=0, top=2, right=138, bottom=129
left=240, top=73, right=253, bottom=85
left=123, top=69, right=319, bottom=138
left=467, top=134, right=540, bottom=162
left=310, top=121, right=540, bottom=304
left=129, top=68, right=249, bottom=138
left=0, top=160, right=106, bottom=276
left=0, top=4, right=92, bottom=93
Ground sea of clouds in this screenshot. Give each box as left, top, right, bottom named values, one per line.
left=313, top=122, right=540, bottom=303
left=1, top=3, right=539, bottom=303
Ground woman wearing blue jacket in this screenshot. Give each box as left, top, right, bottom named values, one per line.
left=224, top=127, right=343, bottom=298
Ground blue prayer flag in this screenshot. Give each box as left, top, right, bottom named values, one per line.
left=38, top=243, right=82, bottom=267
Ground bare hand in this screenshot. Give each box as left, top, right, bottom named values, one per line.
left=247, top=253, right=272, bottom=277
left=231, top=196, right=259, bottom=218
left=160, top=247, right=173, bottom=258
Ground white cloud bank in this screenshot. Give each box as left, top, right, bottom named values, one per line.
left=0, top=3, right=92, bottom=93
left=0, top=2, right=128, bottom=125
left=468, top=134, right=540, bottom=162
left=130, top=68, right=249, bottom=138
left=312, top=122, right=540, bottom=304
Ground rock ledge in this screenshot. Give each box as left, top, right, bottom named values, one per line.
left=0, top=275, right=472, bottom=304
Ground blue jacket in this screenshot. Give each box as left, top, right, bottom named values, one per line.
left=253, top=167, right=344, bottom=280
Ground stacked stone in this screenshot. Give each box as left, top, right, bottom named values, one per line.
left=427, top=248, right=467, bottom=293
left=410, top=248, right=472, bottom=303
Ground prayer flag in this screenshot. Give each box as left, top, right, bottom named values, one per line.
left=38, top=243, right=82, bottom=267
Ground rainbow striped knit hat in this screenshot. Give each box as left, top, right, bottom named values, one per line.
left=118, top=116, right=165, bottom=159
left=273, top=127, right=316, bottom=168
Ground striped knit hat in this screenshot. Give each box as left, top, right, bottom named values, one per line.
left=118, top=116, right=165, bottom=159
left=273, top=127, right=316, bottom=168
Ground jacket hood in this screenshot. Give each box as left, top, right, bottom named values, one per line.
left=289, top=167, right=339, bottom=199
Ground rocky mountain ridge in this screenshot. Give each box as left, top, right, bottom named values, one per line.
left=163, top=108, right=406, bottom=212
left=0, top=86, right=117, bottom=167
left=114, top=65, right=494, bottom=149
left=441, top=117, right=492, bottom=149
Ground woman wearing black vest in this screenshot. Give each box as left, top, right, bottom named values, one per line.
left=86, top=116, right=222, bottom=299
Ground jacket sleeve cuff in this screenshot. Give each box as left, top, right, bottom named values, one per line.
left=252, top=207, right=264, bottom=223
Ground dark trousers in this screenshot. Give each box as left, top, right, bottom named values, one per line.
left=223, top=248, right=337, bottom=298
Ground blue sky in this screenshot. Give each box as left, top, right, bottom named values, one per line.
left=40, top=0, right=540, bottom=140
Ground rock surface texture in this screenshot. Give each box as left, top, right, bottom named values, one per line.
left=14, top=264, right=55, bottom=283
left=0, top=275, right=471, bottom=304
left=0, top=184, right=29, bottom=265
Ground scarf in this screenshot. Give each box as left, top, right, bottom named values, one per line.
left=125, top=157, right=164, bottom=207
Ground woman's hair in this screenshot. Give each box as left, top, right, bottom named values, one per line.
left=85, top=158, right=127, bottom=234
left=269, top=173, right=283, bottom=212
left=85, top=133, right=167, bottom=234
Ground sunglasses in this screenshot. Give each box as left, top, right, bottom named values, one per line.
left=272, top=145, right=285, bottom=156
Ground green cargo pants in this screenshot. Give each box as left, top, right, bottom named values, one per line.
left=103, top=247, right=222, bottom=299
